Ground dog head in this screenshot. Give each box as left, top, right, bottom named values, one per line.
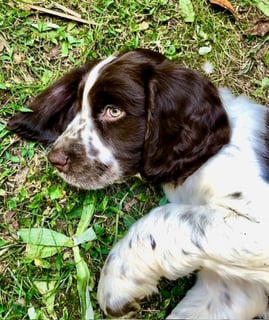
left=8, top=49, right=230, bottom=188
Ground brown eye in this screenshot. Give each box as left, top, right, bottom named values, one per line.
left=106, top=106, right=123, bottom=119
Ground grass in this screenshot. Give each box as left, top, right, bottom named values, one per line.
left=0, top=0, right=268, bottom=319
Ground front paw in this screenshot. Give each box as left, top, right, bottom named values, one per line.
left=97, top=260, right=141, bottom=318
left=97, top=248, right=158, bottom=317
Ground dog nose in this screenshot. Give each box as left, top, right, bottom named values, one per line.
left=48, top=149, right=70, bottom=172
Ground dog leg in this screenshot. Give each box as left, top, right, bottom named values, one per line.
left=167, top=269, right=268, bottom=319
left=97, top=203, right=269, bottom=317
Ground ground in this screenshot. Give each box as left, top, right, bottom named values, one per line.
left=0, top=0, right=268, bottom=319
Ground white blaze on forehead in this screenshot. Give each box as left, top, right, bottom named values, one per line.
left=78, top=55, right=118, bottom=165
left=53, top=55, right=117, bottom=145
left=82, top=55, right=116, bottom=117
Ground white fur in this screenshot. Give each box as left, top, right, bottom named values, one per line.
left=78, top=55, right=117, bottom=164
left=97, top=89, right=269, bottom=319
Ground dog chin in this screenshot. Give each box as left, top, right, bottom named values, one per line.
left=58, top=173, right=113, bottom=190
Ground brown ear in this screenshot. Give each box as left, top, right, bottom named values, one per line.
left=7, top=61, right=98, bottom=145
left=141, top=62, right=230, bottom=184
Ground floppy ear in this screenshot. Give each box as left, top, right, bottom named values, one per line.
left=141, top=61, right=230, bottom=184
left=7, top=61, right=98, bottom=145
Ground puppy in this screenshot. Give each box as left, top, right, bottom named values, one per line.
left=8, top=49, right=269, bottom=319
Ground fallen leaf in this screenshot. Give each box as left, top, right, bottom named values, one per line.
left=247, top=19, right=269, bottom=36
left=209, top=0, right=236, bottom=16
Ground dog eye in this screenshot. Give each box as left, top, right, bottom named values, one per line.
left=105, top=105, right=123, bottom=119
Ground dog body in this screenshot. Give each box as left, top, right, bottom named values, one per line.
left=8, top=49, right=269, bottom=319
left=97, top=88, right=269, bottom=319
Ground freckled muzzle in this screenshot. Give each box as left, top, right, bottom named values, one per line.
left=48, top=134, right=123, bottom=190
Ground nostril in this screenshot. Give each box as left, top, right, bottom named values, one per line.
left=48, top=149, right=70, bottom=173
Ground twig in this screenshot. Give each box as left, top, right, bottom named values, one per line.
left=29, top=4, right=95, bottom=25
left=53, top=3, right=81, bottom=18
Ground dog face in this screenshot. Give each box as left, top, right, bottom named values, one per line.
left=47, top=54, right=150, bottom=189
left=8, top=49, right=230, bottom=188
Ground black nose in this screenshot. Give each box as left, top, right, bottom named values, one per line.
left=48, top=149, right=70, bottom=172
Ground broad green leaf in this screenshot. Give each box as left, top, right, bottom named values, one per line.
left=61, top=41, right=69, bottom=56
left=261, top=77, right=269, bottom=88
left=25, top=243, right=64, bottom=259
left=255, top=0, right=269, bottom=16
left=48, top=185, right=63, bottom=200
left=41, top=70, right=53, bottom=85
left=19, top=228, right=73, bottom=247
left=73, top=246, right=94, bottom=320
left=73, top=227, right=96, bottom=246
left=179, top=0, right=195, bottom=22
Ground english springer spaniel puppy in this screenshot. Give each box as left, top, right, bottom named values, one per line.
left=8, top=49, right=269, bottom=319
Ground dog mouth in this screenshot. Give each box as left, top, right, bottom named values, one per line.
left=54, top=160, right=123, bottom=190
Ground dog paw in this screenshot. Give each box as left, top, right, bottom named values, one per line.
left=97, top=249, right=158, bottom=317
